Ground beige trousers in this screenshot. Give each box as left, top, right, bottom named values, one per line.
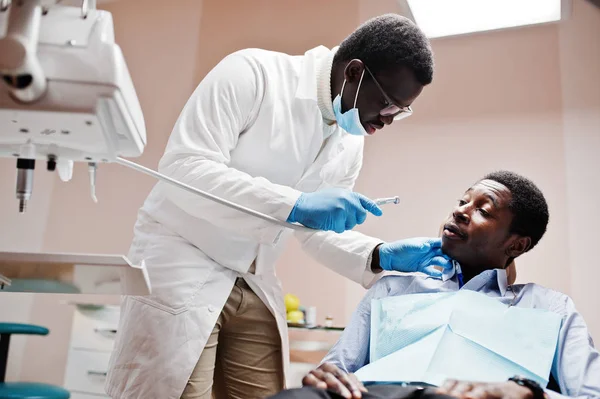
left=181, top=278, right=284, bottom=399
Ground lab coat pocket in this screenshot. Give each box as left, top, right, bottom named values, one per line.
left=131, top=226, right=215, bottom=314
left=132, top=295, right=189, bottom=315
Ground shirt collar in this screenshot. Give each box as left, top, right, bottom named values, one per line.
left=442, top=262, right=509, bottom=296
left=496, top=268, right=509, bottom=296
left=441, top=260, right=458, bottom=282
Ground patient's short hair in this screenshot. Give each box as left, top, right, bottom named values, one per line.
left=483, top=171, right=549, bottom=251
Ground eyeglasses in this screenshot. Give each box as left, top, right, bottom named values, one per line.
left=364, top=65, right=413, bottom=121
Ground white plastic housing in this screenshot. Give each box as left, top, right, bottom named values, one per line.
left=0, top=3, right=146, bottom=163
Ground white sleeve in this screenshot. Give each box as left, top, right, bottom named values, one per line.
left=294, top=143, right=384, bottom=288
left=157, top=52, right=301, bottom=245
left=294, top=229, right=382, bottom=287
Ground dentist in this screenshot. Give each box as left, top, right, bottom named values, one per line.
left=106, top=14, right=445, bottom=399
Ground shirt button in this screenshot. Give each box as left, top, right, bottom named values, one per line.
left=208, top=305, right=217, bottom=313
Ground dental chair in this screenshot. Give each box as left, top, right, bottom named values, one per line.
left=0, top=323, right=70, bottom=398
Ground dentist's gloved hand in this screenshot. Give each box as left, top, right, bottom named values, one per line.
left=287, top=188, right=383, bottom=233
left=377, top=237, right=452, bottom=278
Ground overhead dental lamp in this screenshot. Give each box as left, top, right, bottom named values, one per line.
left=0, top=0, right=146, bottom=212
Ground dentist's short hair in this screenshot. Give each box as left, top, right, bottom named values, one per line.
left=334, top=14, right=434, bottom=85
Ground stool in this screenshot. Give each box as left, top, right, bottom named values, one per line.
left=0, top=323, right=70, bottom=398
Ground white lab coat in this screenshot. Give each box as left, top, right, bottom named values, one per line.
left=105, top=46, right=383, bottom=399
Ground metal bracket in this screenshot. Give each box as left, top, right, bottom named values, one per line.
left=0, top=274, right=11, bottom=289
left=80, top=0, right=88, bottom=18
left=0, top=0, right=10, bottom=13
left=81, top=0, right=97, bottom=19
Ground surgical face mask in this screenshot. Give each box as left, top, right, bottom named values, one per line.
left=333, top=70, right=367, bottom=136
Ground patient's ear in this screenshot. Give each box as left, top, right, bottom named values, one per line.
left=506, top=236, right=531, bottom=258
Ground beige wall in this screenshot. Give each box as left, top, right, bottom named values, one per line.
left=559, top=0, right=600, bottom=341
left=194, top=0, right=359, bottom=81
left=0, top=0, right=598, bottom=386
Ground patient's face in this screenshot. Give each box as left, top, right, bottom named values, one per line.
left=441, top=179, right=515, bottom=273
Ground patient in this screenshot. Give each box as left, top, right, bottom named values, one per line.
left=271, top=171, right=599, bottom=399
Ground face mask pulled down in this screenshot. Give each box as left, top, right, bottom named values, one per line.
left=333, top=70, right=368, bottom=136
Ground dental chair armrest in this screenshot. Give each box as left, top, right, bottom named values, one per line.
left=0, top=323, right=49, bottom=336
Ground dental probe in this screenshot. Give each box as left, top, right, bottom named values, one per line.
left=374, top=196, right=400, bottom=206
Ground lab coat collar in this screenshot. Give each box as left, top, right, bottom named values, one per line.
left=295, top=45, right=338, bottom=123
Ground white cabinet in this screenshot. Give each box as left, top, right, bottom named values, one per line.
left=63, top=305, right=338, bottom=394
left=64, top=349, right=111, bottom=395
left=69, top=306, right=119, bottom=352
left=64, top=305, right=119, bottom=398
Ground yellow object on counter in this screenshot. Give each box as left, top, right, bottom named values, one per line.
left=287, top=310, right=304, bottom=324
left=284, top=293, right=300, bottom=312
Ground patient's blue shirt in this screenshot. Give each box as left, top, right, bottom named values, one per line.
left=322, top=269, right=599, bottom=399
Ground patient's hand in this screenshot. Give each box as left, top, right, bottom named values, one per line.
left=302, top=362, right=367, bottom=399
left=437, top=379, right=536, bottom=399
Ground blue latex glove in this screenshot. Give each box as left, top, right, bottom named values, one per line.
left=378, top=237, right=452, bottom=278
left=287, top=188, right=383, bottom=233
